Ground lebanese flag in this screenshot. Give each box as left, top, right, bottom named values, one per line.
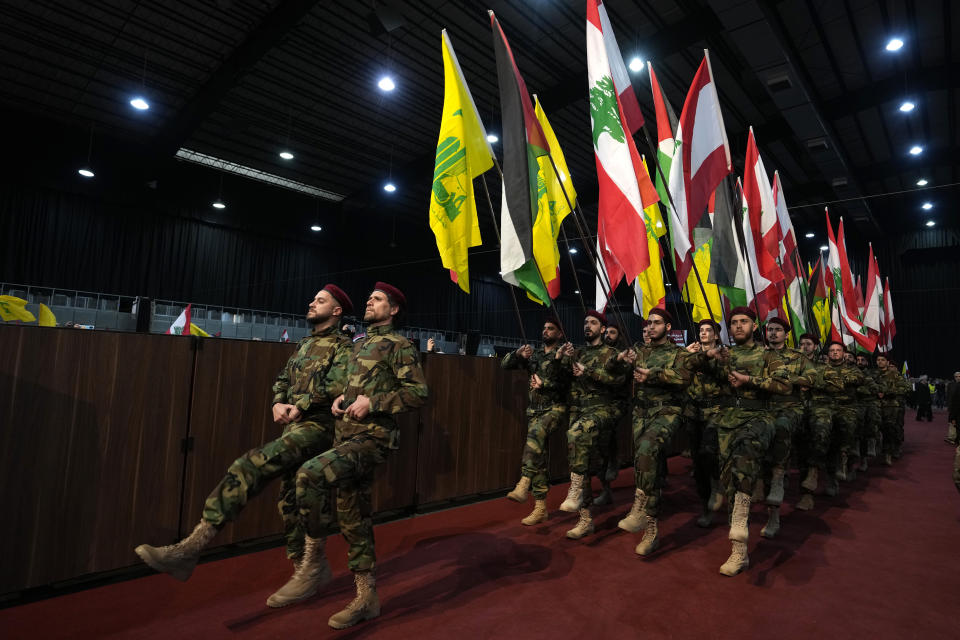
left=667, top=50, right=732, bottom=286
left=864, top=246, right=884, bottom=339
left=882, top=276, right=896, bottom=350
left=825, top=211, right=876, bottom=351
left=772, top=171, right=797, bottom=270
left=166, top=304, right=191, bottom=336
left=743, top=128, right=783, bottom=288
left=595, top=1, right=643, bottom=134
left=281, top=329, right=290, bottom=343
left=586, top=0, right=655, bottom=287
left=854, top=274, right=865, bottom=317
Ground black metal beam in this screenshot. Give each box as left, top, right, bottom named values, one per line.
left=152, top=0, right=320, bottom=157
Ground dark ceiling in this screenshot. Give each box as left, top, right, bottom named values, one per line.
left=1, top=0, right=957, bottom=275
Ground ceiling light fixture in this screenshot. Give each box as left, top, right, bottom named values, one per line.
left=212, top=173, right=226, bottom=209
left=926, top=220, right=935, bottom=227
left=383, top=182, right=396, bottom=192
left=130, top=97, right=149, bottom=110
left=805, top=232, right=815, bottom=238
left=922, top=202, right=933, bottom=210
left=628, top=57, right=644, bottom=72
left=819, top=245, right=829, bottom=252
left=378, top=76, right=396, bottom=91
left=279, top=151, right=294, bottom=160
left=885, top=38, right=904, bottom=51
left=916, top=178, right=928, bottom=186
left=569, top=247, right=578, bottom=254
left=899, top=101, right=915, bottom=112
left=78, top=124, right=95, bottom=178
left=78, top=168, right=95, bottom=178
left=486, top=134, right=499, bottom=143
left=574, top=289, right=581, bottom=294
left=909, top=145, right=923, bottom=155
left=310, top=224, right=322, bottom=232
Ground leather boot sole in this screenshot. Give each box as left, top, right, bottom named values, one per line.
left=134, top=545, right=195, bottom=582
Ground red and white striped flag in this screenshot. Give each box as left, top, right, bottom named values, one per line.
left=864, top=243, right=883, bottom=336
left=881, top=276, right=895, bottom=351
left=166, top=304, right=191, bottom=336
left=281, top=329, right=290, bottom=343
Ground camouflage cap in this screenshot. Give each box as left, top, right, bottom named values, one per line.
left=374, top=281, right=406, bottom=308
left=322, top=284, right=353, bottom=315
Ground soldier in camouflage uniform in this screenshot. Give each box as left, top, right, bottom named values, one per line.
left=794, top=334, right=843, bottom=510
left=684, top=319, right=725, bottom=528
left=292, top=282, right=427, bottom=629
left=699, top=306, right=792, bottom=576
left=827, top=343, right=866, bottom=486
left=556, top=310, right=625, bottom=540
left=609, top=308, right=692, bottom=556
left=134, top=285, right=354, bottom=606
left=855, top=353, right=882, bottom=470
left=502, top=317, right=571, bottom=525
left=592, top=322, right=631, bottom=505
left=875, top=353, right=911, bottom=465
left=760, top=317, right=816, bottom=538
left=953, top=445, right=960, bottom=493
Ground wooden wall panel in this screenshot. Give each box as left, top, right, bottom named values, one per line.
left=0, top=327, right=190, bottom=593
left=180, top=339, right=296, bottom=546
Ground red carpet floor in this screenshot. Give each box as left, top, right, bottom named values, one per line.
left=2, top=414, right=958, bottom=639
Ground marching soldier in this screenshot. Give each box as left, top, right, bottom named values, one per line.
left=294, top=282, right=428, bottom=629
left=855, top=353, right=882, bottom=470
left=829, top=344, right=866, bottom=485
left=875, top=353, right=911, bottom=465
left=612, top=308, right=692, bottom=555
left=134, top=285, right=354, bottom=608
left=593, top=322, right=631, bottom=505
left=557, top=311, right=625, bottom=540
left=502, top=317, right=571, bottom=525
left=685, top=319, right=725, bottom=527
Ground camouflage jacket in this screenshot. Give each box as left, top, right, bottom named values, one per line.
left=339, top=323, right=428, bottom=446
left=802, top=354, right=845, bottom=403
left=828, top=360, right=865, bottom=403
left=564, top=342, right=624, bottom=407
left=501, top=345, right=569, bottom=410
left=704, top=341, right=792, bottom=415
left=855, top=367, right=882, bottom=405
left=766, top=346, right=817, bottom=407
left=271, top=325, right=352, bottom=420
left=611, top=341, right=692, bottom=408
left=683, top=347, right=723, bottom=419
left=877, top=367, right=912, bottom=407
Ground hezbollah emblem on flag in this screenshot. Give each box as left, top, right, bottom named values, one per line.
left=432, top=110, right=468, bottom=224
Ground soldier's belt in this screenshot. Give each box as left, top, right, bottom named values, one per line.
left=528, top=400, right=566, bottom=412
left=635, top=399, right=681, bottom=411
left=572, top=396, right=615, bottom=408
left=717, top=396, right=768, bottom=410
left=694, top=397, right=719, bottom=408
left=768, top=394, right=803, bottom=406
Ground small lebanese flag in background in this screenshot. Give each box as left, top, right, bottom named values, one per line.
left=166, top=304, right=191, bottom=335
left=281, top=329, right=289, bottom=343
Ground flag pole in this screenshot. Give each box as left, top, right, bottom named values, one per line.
left=478, top=171, right=528, bottom=342
left=777, top=257, right=801, bottom=346
left=726, top=176, right=769, bottom=347
left=638, top=123, right=718, bottom=324
left=657, top=235, right=694, bottom=331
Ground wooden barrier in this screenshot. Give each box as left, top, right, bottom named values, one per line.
left=0, top=327, right=642, bottom=596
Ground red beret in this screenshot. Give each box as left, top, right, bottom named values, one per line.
left=798, top=332, right=819, bottom=344
left=766, top=316, right=791, bottom=331
left=322, top=284, right=353, bottom=315
left=585, top=310, right=608, bottom=325
left=697, top=318, right=720, bottom=332
left=825, top=340, right=846, bottom=350
left=648, top=307, right=673, bottom=324
left=374, top=281, right=406, bottom=308
left=728, top=306, right=757, bottom=321
left=543, top=314, right=564, bottom=333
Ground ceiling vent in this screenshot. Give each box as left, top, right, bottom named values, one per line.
left=766, top=73, right=793, bottom=92
left=806, top=137, right=829, bottom=152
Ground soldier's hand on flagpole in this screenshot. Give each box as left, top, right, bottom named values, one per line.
left=346, top=394, right=371, bottom=420
left=572, top=362, right=585, bottom=377
left=518, top=344, right=533, bottom=358
left=332, top=394, right=346, bottom=417
left=687, top=342, right=702, bottom=353
left=530, top=374, right=543, bottom=390
left=635, top=368, right=650, bottom=383
left=558, top=342, right=575, bottom=359
left=618, top=348, right=636, bottom=363
left=287, top=406, right=302, bottom=423
left=729, top=371, right=750, bottom=387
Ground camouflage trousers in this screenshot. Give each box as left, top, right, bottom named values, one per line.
left=202, top=420, right=333, bottom=560
left=797, top=403, right=833, bottom=470
left=833, top=405, right=860, bottom=460
left=880, top=405, right=901, bottom=455
left=862, top=402, right=880, bottom=441
left=712, top=411, right=774, bottom=500
left=689, top=408, right=721, bottom=503
left=520, top=406, right=568, bottom=500
left=768, top=404, right=804, bottom=469
left=632, top=405, right=683, bottom=516
left=295, top=429, right=391, bottom=573
left=595, top=405, right=626, bottom=483
left=567, top=404, right=619, bottom=506
left=896, top=405, right=906, bottom=454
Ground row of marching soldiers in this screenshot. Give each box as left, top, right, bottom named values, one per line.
left=501, top=305, right=912, bottom=576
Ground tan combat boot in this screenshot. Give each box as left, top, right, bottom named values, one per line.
left=266, top=535, right=332, bottom=608
left=559, top=473, right=585, bottom=512
left=707, top=478, right=725, bottom=512
left=617, top=489, right=649, bottom=532
left=751, top=478, right=766, bottom=503
left=328, top=570, right=380, bottom=629
left=719, top=541, right=749, bottom=576
left=728, top=491, right=751, bottom=543
left=766, top=466, right=786, bottom=506
left=635, top=517, right=659, bottom=555
left=801, top=467, right=819, bottom=492
left=134, top=521, right=217, bottom=581
left=521, top=500, right=548, bottom=526
left=795, top=493, right=815, bottom=510
left=565, top=508, right=594, bottom=539
left=507, top=476, right=531, bottom=502
left=836, top=452, right=849, bottom=481
left=946, top=424, right=958, bottom=445
left=592, top=482, right=613, bottom=506
left=867, top=438, right=878, bottom=456
left=760, top=507, right=780, bottom=539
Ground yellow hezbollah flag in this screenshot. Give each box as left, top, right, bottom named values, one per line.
left=38, top=303, right=57, bottom=327
left=530, top=96, right=575, bottom=303
left=429, top=30, right=495, bottom=293
left=633, top=158, right=666, bottom=317
left=0, top=295, right=36, bottom=322
left=189, top=323, right=211, bottom=337
left=682, top=241, right=723, bottom=322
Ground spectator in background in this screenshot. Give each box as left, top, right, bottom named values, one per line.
left=946, top=371, right=960, bottom=445
left=915, top=375, right=933, bottom=422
